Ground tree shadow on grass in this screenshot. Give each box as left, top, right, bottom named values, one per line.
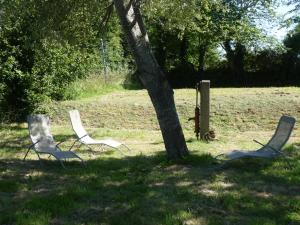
left=1, top=144, right=300, bottom=225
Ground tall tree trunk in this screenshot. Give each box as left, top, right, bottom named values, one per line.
left=180, top=33, right=189, bottom=65
left=223, top=40, right=235, bottom=72
left=234, top=42, right=246, bottom=84
left=155, top=23, right=167, bottom=70
left=113, top=0, right=189, bottom=159
left=223, top=40, right=246, bottom=85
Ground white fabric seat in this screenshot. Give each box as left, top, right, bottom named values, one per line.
left=69, top=110, right=130, bottom=152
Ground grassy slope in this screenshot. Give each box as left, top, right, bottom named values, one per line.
left=48, top=87, right=300, bottom=155
left=1, top=87, right=300, bottom=225
left=49, top=87, right=300, bottom=131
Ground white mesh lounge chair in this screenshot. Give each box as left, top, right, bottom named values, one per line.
left=24, top=115, right=84, bottom=168
left=68, top=110, right=130, bottom=153
left=216, top=116, right=296, bottom=166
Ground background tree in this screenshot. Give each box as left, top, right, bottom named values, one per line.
left=219, top=0, right=279, bottom=84
left=0, top=0, right=125, bottom=121
left=286, top=0, right=300, bottom=23
left=283, top=23, right=300, bottom=82
left=284, top=23, right=300, bottom=54
left=142, top=0, right=281, bottom=86
left=143, top=0, right=231, bottom=85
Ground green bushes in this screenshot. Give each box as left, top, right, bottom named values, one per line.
left=0, top=0, right=130, bottom=122
left=0, top=56, right=32, bottom=121
left=31, top=40, right=91, bottom=101
left=0, top=38, right=93, bottom=121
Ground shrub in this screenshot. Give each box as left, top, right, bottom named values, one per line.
left=31, top=39, right=91, bottom=101
left=0, top=56, right=33, bottom=121
left=0, top=39, right=93, bottom=122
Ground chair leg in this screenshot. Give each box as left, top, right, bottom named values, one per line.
left=275, top=152, right=293, bottom=170
left=49, top=154, right=66, bottom=168
left=69, top=140, right=79, bottom=151
left=23, top=148, right=31, bottom=161
left=59, top=160, right=66, bottom=169
left=122, top=144, right=131, bottom=151
left=35, top=153, right=43, bottom=166
left=86, top=145, right=93, bottom=151
left=115, top=146, right=125, bottom=156
left=76, top=155, right=85, bottom=167
left=214, top=153, right=225, bottom=159
left=35, top=152, right=41, bottom=160
left=214, top=162, right=227, bottom=170
left=99, top=144, right=107, bottom=152
left=104, top=144, right=126, bottom=156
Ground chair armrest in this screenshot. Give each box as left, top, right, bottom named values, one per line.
left=56, top=140, right=66, bottom=148
left=24, top=140, right=41, bottom=161
left=253, top=139, right=265, bottom=147
left=28, top=140, right=40, bottom=149
left=56, top=134, right=87, bottom=148
left=68, top=134, right=88, bottom=151
left=77, top=134, right=88, bottom=141
left=253, top=139, right=284, bottom=155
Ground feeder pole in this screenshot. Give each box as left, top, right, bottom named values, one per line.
left=195, top=84, right=200, bottom=139
left=100, top=38, right=108, bottom=83
left=200, top=80, right=210, bottom=139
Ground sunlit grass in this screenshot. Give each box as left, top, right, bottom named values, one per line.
left=64, top=73, right=125, bottom=100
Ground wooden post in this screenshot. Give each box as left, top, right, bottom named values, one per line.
left=200, top=80, right=210, bottom=139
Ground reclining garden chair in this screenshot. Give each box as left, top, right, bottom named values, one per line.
left=24, top=115, right=84, bottom=168
left=216, top=115, right=296, bottom=166
left=68, top=110, right=130, bottom=153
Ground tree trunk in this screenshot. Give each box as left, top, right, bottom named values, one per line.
left=155, top=23, right=167, bottom=70
left=113, top=0, right=189, bottom=159
left=223, top=40, right=246, bottom=85
left=223, top=40, right=235, bottom=72
left=180, top=33, right=189, bottom=65
left=234, top=42, right=246, bottom=84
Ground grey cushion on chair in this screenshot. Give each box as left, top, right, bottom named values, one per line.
left=26, top=115, right=83, bottom=167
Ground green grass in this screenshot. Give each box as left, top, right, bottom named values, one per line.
left=64, top=74, right=125, bottom=100
left=0, top=87, right=300, bottom=225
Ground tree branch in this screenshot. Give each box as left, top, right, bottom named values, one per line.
left=100, top=2, right=114, bottom=30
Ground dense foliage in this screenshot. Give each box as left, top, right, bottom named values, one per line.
left=0, top=0, right=126, bottom=121
left=142, top=0, right=300, bottom=87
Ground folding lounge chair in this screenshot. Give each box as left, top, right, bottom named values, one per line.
left=68, top=110, right=130, bottom=153
left=24, top=115, right=84, bottom=168
left=216, top=115, right=296, bottom=166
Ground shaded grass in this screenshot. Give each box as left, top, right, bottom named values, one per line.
left=1, top=147, right=300, bottom=225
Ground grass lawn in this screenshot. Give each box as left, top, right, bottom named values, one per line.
left=1, top=87, right=300, bottom=225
